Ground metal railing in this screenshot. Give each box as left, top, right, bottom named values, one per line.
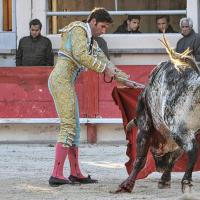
left=46, top=8, right=186, bottom=34
left=46, top=10, right=186, bottom=17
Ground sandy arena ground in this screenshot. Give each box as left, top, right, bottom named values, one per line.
left=0, top=143, right=200, bottom=200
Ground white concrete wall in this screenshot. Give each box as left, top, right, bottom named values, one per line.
left=49, top=33, right=182, bottom=65
left=16, top=0, right=32, bottom=44
left=97, top=124, right=126, bottom=143
left=109, top=53, right=168, bottom=65
left=0, top=124, right=126, bottom=144
left=0, top=55, right=15, bottom=66
left=49, top=34, right=181, bottom=50
left=0, top=124, right=86, bottom=143
left=31, top=0, right=47, bottom=35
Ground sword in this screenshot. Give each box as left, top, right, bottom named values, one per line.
left=115, top=76, right=145, bottom=88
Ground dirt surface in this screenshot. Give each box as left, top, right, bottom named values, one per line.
left=1, top=143, right=200, bottom=200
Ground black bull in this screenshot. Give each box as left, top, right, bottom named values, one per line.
left=116, top=60, right=200, bottom=193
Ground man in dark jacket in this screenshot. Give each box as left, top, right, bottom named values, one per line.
left=16, top=19, right=54, bottom=66
left=176, top=17, right=200, bottom=62
left=156, top=15, right=177, bottom=33
left=114, top=15, right=141, bottom=34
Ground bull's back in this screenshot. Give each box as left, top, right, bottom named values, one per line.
left=147, top=61, right=200, bottom=135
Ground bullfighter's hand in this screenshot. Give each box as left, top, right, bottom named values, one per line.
left=104, top=66, right=116, bottom=78
left=112, top=68, right=145, bottom=88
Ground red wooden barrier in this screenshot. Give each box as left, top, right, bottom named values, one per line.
left=0, top=65, right=155, bottom=142
left=0, top=66, right=154, bottom=118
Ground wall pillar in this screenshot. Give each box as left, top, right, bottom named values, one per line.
left=187, top=0, right=199, bottom=32
left=83, top=71, right=99, bottom=144
left=32, top=0, right=47, bottom=35
left=16, top=0, right=47, bottom=46
left=16, top=0, right=31, bottom=45
left=87, top=124, right=97, bottom=144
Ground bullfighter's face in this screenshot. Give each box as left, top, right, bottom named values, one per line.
left=89, top=18, right=110, bottom=37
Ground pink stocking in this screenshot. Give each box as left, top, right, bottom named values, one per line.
left=51, top=142, right=68, bottom=180
left=68, top=146, right=85, bottom=178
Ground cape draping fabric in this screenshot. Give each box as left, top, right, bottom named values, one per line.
left=112, top=87, right=200, bottom=180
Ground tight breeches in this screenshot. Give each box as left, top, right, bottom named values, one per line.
left=48, top=59, right=81, bottom=147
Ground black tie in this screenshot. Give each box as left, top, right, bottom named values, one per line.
left=89, top=37, right=94, bottom=55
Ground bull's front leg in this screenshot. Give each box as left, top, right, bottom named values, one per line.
left=115, top=129, right=151, bottom=193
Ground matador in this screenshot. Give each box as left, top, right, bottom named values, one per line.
left=48, top=8, right=143, bottom=187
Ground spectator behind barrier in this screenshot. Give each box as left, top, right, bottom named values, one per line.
left=156, top=15, right=177, bottom=33
left=176, top=17, right=200, bottom=62
left=114, top=15, right=141, bottom=34
left=16, top=19, right=54, bottom=66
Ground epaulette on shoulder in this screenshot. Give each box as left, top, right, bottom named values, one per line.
left=59, top=21, right=86, bottom=33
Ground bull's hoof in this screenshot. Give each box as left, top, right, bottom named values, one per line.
left=111, top=179, right=135, bottom=194
left=110, top=186, right=132, bottom=194
left=181, top=180, right=193, bottom=193
left=158, top=180, right=171, bottom=189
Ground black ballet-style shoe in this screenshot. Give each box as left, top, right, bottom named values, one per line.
left=68, top=175, right=98, bottom=184
left=49, top=176, right=71, bottom=187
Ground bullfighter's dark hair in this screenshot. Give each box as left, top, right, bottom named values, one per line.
left=87, top=7, right=113, bottom=23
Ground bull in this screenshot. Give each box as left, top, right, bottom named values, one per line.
left=115, top=36, right=200, bottom=193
